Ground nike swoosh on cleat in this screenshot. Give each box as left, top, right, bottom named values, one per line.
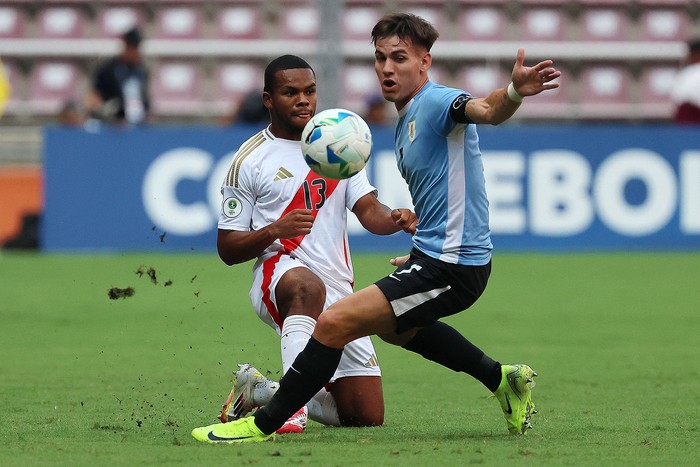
left=207, top=431, right=255, bottom=442
left=504, top=393, right=513, bottom=414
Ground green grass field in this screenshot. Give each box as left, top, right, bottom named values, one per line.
left=1, top=251, right=699, bottom=466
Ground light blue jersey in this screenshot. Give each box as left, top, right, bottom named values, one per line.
left=394, top=81, right=492, bottom=265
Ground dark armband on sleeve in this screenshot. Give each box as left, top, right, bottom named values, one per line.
left=449, top=94, right=474, bottom=124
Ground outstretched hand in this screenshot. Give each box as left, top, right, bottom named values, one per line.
left=511, top=48, right=561, bottom=97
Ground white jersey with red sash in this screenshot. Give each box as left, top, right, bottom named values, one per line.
left=218, top=127, right=377, bottom=331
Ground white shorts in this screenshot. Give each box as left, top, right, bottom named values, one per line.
left=250, top=253, right=381, bottom=380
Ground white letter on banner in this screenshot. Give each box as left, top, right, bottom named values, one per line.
left=143, top=148, right=214, bottom=235
left=529, top=150, right=593, bottom=236
left=482, top=151, right=525, bottom=234
left=594, top=149, right=676, bottom=236
left=680, top=151, right=700, bottom=233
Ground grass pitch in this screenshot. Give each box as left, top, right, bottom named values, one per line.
left=1, top=251, right=699, bottom=466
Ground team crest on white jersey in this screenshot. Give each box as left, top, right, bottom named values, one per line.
left=408, top=120, right=416, bottom=142
left=222, top=197, right=242, bottom=218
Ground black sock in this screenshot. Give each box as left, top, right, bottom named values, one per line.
left=254, top=337, right=342, bottom=435
left=403, top=321, right=502, bottom=392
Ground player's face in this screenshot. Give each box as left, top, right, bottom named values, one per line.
left=374, top=35, right=431, bottom=111
left=264, top=68, right=317, bottom=140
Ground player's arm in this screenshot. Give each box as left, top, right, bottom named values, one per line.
left=352, top=192, right=417, bottom=235
left=217, top=209, right=315, bottom=265
left=464, top=48, right=560, bottom=125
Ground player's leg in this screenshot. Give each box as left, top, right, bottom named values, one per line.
left=320, top=280, right=384, bottom=427
left=373, top=248, right=501, bottom=391
left=330, top=376, right=384, bottom=426
left=377, top=250, right=537, bottom=434
left=269, top=264, right=341, bottom=426
left=277, top=266, right=384, bottom=427
left=253, top=285, right=396, bottom=435
left=379, top=322, right=501, bottom=391
left=219, top=258, right=322, bottom=430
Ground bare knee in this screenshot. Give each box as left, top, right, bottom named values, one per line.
left=315, top=311, right=355, bottom=348
left=276, top=269, right=326, bottom=320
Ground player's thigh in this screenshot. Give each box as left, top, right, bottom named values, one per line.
left=249, top=255, right=311, bottom=333
left=315, top=285, right=397, bottom=347
left=330, top=375, right=384, bottom=427
left=374, top=248, right=491, bottom=334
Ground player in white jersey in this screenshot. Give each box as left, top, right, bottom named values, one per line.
left=213, top=55, right=417, bottom=431
left=191, top=14, right=560, bottom=443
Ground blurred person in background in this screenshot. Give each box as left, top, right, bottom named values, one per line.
left=363, top=94, right=389, bottom=125
left=220, top=89, right=269, bottom=126
left=672, top=38, right=700, bottom=124
left=86, top=27, right=150, bottom=125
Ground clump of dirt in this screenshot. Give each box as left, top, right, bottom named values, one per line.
left=108, top=287, right=135, bottom=300
left=136, top=265, right=158, bottom=285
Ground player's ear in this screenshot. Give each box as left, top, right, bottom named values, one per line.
left=420, top=52, right=432, bottom=72
left=262, top=92, right=272, bottom=109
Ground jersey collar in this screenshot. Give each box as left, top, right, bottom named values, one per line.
left=397, top=81, right=434, bottom=117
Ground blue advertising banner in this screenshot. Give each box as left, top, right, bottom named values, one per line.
left=43, top=124, right=700, bottom=252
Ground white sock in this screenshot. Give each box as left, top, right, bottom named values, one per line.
left=280, top=314, right=316, bottom=374
left=280, top=315, right=341, bottom=426
left=307, top=387, right=341, bottom=426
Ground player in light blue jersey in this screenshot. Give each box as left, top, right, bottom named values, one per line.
left=393, top=80, right=492, bottom=266
left=192, top=13, right=561, bottom=443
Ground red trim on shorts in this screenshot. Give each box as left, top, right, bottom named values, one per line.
left=260, top=172, right=340, bottom=327
left=261, top=252, right=284, bottom=329
left=343, top=235, right=354, bottom=289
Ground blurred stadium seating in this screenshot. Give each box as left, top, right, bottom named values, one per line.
left=36, top=6, right=88, bottom=39
left=0, top=5, right=25, bottom=39
left=28, top=61, right=85, bottom=116
left=0, top=0, right=698, bottom=124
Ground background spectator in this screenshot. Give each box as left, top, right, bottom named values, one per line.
left=86, top=27, right=150, bottom=125
left=220, top=90, right=268, bottom=125
left=363, top=94, right=389, bottom=125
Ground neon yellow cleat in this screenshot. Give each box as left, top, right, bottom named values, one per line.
left=191, top=416, right=274, bottom=444
left=493, top=364, right=537, bottom=435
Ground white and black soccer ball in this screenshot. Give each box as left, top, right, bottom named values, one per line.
left=301, top=108, right=372, bottom=180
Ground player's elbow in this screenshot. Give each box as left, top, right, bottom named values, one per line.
left=217, top=248, right=243, bottom=266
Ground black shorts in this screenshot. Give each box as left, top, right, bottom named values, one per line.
left=375, top=248, right=491, bottom=334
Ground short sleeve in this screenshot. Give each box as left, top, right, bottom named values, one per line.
left=344, top=168, right=377, bottom=210
left=424, top=86, right=470, bottom=136
left=218, top=160, right=256, bottom=231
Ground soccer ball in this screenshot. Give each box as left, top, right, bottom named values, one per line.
left=301, top=108, right=372, bottom=180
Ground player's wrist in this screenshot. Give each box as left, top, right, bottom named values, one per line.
left=507, top=83, right=524, bottom=103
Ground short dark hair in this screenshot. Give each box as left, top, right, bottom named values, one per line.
left=121, top=27, right=142, bottom=46
left=263, top=55, right=314, bottom=93
left=689, top=38, right=700, bottom=56
left=371, top=13, right=439, bottom=52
